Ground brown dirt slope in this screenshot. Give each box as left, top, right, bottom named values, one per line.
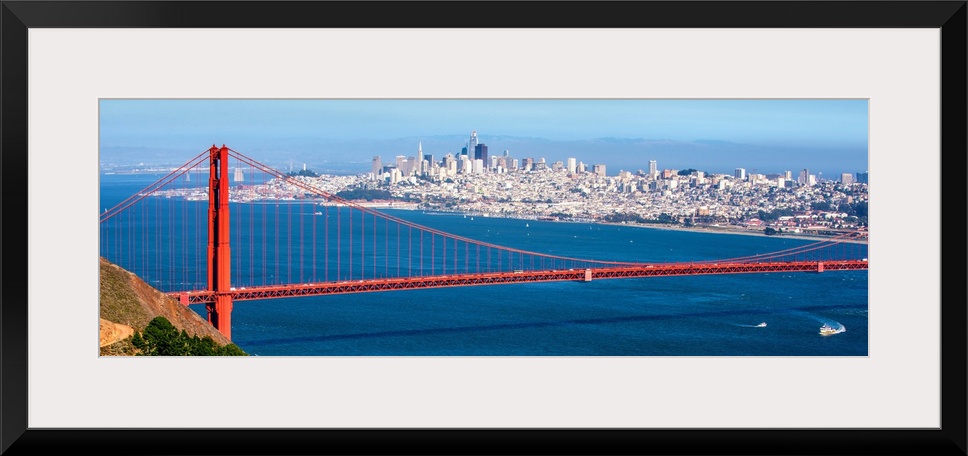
left=99, top=318, right=134, bottom=347
left=99, top=257, right=233, bottom=350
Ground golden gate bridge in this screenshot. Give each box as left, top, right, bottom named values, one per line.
left=99, top=145, right=869, bottom=340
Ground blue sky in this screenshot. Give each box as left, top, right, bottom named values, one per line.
left=100, top=99, right=868, bottom=176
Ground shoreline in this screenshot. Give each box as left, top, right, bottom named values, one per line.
left=610, top=222, right=867, bottom=244
left=395, top=207, right=868, bottom=244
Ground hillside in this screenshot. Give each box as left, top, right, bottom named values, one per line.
left=99, top=257, right=241, bottom=355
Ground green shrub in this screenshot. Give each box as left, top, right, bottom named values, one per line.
left=132, top=316, right=247, bottom=356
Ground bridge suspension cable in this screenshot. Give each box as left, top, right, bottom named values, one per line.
left=98, top=146, right=868, bottom=317
left=99, top=149, right=210, bottom=223
left=227, top=148, right=642, bottom=269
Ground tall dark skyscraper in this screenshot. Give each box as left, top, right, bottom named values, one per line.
left=474, top=143, right=488, bottom=166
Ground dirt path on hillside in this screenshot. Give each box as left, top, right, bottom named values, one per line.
left=99, top=318, right=135, bottom=347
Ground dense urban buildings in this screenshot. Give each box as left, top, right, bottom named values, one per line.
left=143, top=130, right=867, bottom=236
left=346, top=131, right=869, bottom=235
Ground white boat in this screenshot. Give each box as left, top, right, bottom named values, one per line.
left=756, top=322, right=767, bottom=327
left=819, top=324, right=841, bottom=336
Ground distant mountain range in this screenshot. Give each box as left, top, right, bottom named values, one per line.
left=100, top=135, right=868, bottom=177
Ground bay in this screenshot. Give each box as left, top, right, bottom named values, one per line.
left=100, top=173, right=868, bottom=356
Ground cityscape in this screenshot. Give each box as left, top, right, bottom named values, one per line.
left=143, top=128, right=869, bottom=239
left=360, top=129, right=868, bottom=235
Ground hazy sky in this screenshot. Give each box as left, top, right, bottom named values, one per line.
left=99, top=99, right=868, bottom=176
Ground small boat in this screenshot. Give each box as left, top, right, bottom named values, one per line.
left=819, top=324, right=841, bottom=336
left=525, top=223, right=529, bottom=227
left=756, top=322, right=767, bottom=327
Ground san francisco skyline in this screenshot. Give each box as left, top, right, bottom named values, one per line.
left=99, top=99, right=868, bottom=177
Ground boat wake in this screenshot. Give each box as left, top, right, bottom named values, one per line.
left=791, top=311, right=846, bottom=335
left=736, top=322, right=768, bottom=328
left=819, top=322, right=846, bottom=335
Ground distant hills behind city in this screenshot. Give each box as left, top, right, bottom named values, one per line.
left=99, top=134, right=868, bottom=178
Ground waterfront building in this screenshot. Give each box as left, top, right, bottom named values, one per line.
left=567, top=157, right=577, bottom=174
left=735, top=168, right=746, bottom=180
left=234, top=167, right=244, bottom=182
left=593, top=164, right=606, bottom=177
left=649, top=160, right=658, bottom=177
left=856, top=171, right=869, bottom=184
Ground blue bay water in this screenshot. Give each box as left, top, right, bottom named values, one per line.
left=100, top=173, right=868, bottom=356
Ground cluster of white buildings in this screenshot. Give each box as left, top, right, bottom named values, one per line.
left=360, top=138, right=868, bottom=229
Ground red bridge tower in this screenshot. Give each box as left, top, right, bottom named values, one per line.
left=206, top=145, right=233, bottom=339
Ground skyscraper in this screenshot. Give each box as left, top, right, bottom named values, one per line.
left=649, top=160, right=657, bottom=177
left=567, top=157, right=577, bottom=174
left=468, top=131, right=478, bottom=156
left=735, top=168, right=746, bottom=180
left=474, top=143, right=488, bottom=166
left=371, top=156, right=382, bottom=177
left=593, top=164, right=606, bottom=177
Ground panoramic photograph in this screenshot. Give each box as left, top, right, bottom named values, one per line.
left=98, top=99, right=869, bottom=356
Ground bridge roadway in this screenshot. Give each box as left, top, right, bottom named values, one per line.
left=173, top=260, right=868, bottom=304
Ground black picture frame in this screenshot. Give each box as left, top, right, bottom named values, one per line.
left=2, top=1, right=965, bottom=455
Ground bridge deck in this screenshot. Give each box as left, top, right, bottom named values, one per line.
left=173, top=260, right=869, bottom=304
